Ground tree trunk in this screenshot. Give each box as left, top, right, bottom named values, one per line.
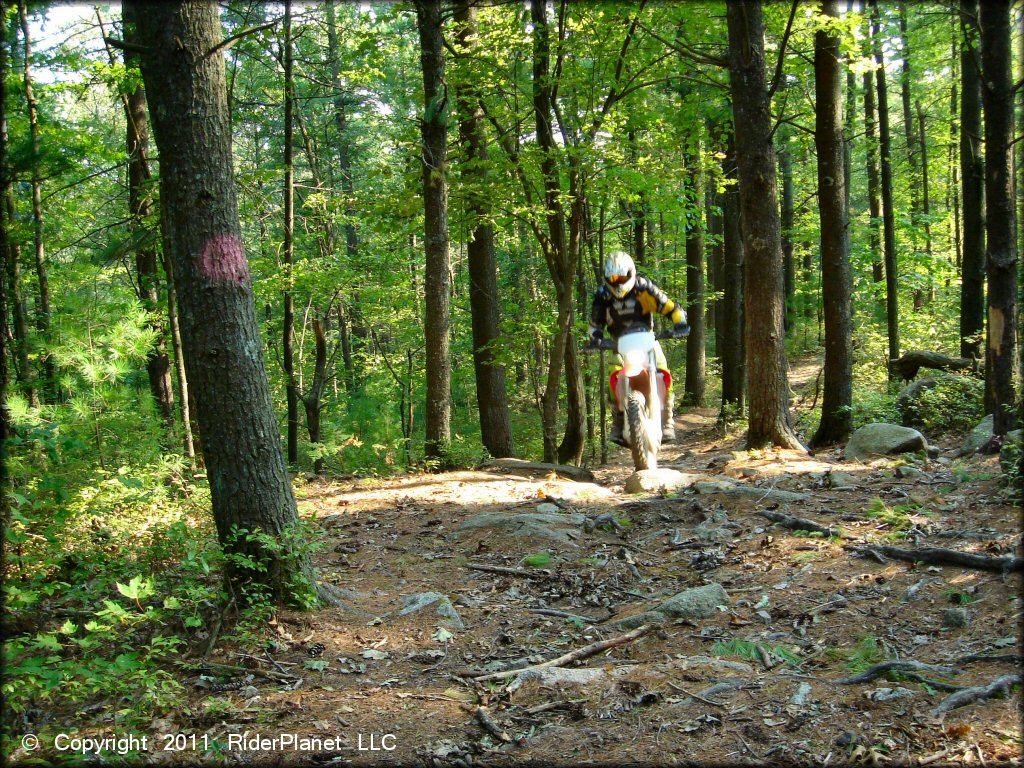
left=454, top=0, right=514, bottom=459
left=684, top=156, right=705, bottom=407
left=131, top=0, right=315, bottom=605
left=959, top=0, right=985, bottom=361
left=811, top=0, right=853, bottom=448
left=415, top=0, right=453, bottom=466
left=726, top=0, right=803, bottom=451
left=115, top=4, right=175, bottom=429
left=326, top=0, right=359, bottom=397
left=282, top=0, right=298, bottom=466
left=778, top=129, right=795, bottom=331
left=5, top=191, right=33, bottom=406
left=978, top=0, right=1019, bottom=436
left=17, top=0, right=54, bottom=402
left=720, top=131, right=745, bottom=417
left=870, top=0, right=900, bottom=370
left=302, top=316, right=328, bottom=475
left=707, top=166, right=724, bottom=358
left=161, top=247, right=195, bottom=460
left=530, top=0, right=576, bottom=465
left=863, top=67, right=883, bottom=287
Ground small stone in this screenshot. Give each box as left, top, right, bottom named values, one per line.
left=790, top=682, right=812, bottom=706
left=867, top=687, right=915, bottom=702
left=755, top=610, right=772, bottom=624
left=536, top=502, right=561, bottom=514
left=240, top=686, right=260, bottom=700
left=941, top=607, right=970, bottom=628
left=828, top=471, right=857, bottom=488
left=399, top=592, right=465, bottom=629
left=895, top=465, right=924, bottom=479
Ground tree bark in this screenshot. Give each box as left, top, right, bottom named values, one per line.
left=726, top=0, right=803, bottom=451
left=978, top=0, right=1019, bottom=436
left=161, top=246, right=195, bottom=460
left=17, top=0, right=54, bottom=402
left=778, top=129, right=795, bottom=331
left=720, top=130, right=745, bottom=417
left=302, top=316, right=328, bottom=475
left=454, top=0, right=514, bottom=459
left=5, top=192, right=32, bottom=406
left=415, top=0, right=452, bottom=466
left=131, top=0, right=314, bottom=605
left=684, top=154, right=705, bottom=407
left=282, top=0, right=299, bottom=466
left=811, top=0, right=853, bottom=448
left=113, top=5, right=175, bottom=429
left=959, top=0, right=985, bottom=360
left=863, top=67, right=883, bottom=287
left=870, top=0, right=900, bottom=370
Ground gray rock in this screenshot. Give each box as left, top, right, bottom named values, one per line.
left=536, top=502, right=562, bottom=514
left=454, top=511, right=587, bottom=543
left=828, top=471, right=858, bottom=488
left=694, top=523, right=733, bottom=543
left=941, top=607, right=970, bottom=628
left=845, top=423, right=929, bottom=461
left=790, top=682, right=813, bottom=706
left=655, top=582, right=729, bottom=620
left=867, top=687, right=914, bottom=702
left=694, top=477, right=808, bottom=502
left=895, top=465, right=924, bottom=479
left=399, top=592, right=465, bottom=629
left=624, top=469, right=704, bottom=495
left=960, top=415, right=994, bottom=457
left=669, top=655, right=754, bottom=674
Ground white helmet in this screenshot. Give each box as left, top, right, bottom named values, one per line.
left=603, top=250, right=636, bottom=299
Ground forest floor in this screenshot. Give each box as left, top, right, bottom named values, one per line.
left=22, top=365, right=1022, bottom=767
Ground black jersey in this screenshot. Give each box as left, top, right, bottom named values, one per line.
left=589, top=275, right=684, bottom=339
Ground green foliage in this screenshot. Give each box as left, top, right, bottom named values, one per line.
left=845, top=635, right=884, bottom=673
left=523, top=552, right=552, bottom=568
left=900, top=376, right=984, bottom=435
left=711, top=637, right=802, bottom=667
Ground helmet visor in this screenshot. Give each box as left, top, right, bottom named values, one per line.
left=607, top=274, right=631, bottom=285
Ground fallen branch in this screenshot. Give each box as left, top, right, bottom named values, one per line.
left=475, top=706, right=513, bottom=742
left=465, top=562, right=547, bottom=578
left=527, top=608, right=598, bottom=623
left=928, top=674, right=1020, bottom=717
left=757, top=510, right=848, bottom=539
left=844, top=544, right=1024, bottom=573
left=523, top=698, right=588, bottom=715
left=835, top=660, right=960, bottom=685
left=480, top=457, right=595, bottom=482
left=889, top=350, right=978, bottom=381
left=470, top=623, right=655, bottom=683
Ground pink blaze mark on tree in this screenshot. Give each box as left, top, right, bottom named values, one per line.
left=199, top=234, right=250, bottom=284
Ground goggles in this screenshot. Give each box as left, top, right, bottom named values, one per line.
left=607, top=274, right=631, bottom=285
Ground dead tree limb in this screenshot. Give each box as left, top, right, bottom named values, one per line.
left=844, top=544, right=1024, bottom=573
left=465, top=563, right=547, bottom=578
left=928, top=674, right=1019, bottom=717
left=835, top=660, right=960, bottom=685
left=474, top=706, right=513, bottom=742
left=471, top=623, right=655, bottom=683
left=757, top=510, right=849, bottom=538
left=889, top=350, right=978, bottom=381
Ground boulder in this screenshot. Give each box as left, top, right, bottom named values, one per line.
left=960, top=415, right=994, bottom=457
left=615, top=583, right=729, bottom=628
left=693, top=476, right=808, bottom=502
left=453, top=511, right=587, bottom=543
left=624, top=469, right=704, bottom=495
left=845, top=423, right=928, bottom=461
left=399, top=592, right=465, bottom=629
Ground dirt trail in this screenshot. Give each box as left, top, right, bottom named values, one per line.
left=148, top=406, right=1024, bottom=765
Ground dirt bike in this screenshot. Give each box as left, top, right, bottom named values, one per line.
left=589, top=328, right=680, bottom=472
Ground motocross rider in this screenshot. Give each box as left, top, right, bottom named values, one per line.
left=587, top=250, right=690, bottom=447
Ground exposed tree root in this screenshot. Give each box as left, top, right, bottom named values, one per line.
left=835, top=660, right=960, bottom=685
left=844, top=543, right=1024, bottom=573
left=929, top=674, right=1020, bottom=717
left=757, top=509, right=848, bottom=538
